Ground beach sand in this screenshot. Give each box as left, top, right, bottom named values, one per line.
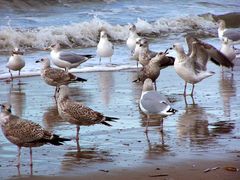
left=0, top=65, right=240, bottom=180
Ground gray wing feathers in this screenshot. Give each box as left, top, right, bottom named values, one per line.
left=59, top=52, right=89, bottom=64
left=223, top=29, right=240, bottom=41
left=141, top=92, right=170, bottom=114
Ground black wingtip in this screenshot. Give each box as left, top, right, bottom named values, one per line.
left=101, top=121, right=112, bottom=126
left=76, top=77, right=87, bottom=82
left=84, top=54, right=94, bottom=59
left=132, top=78, right=141, bottom=83
left=105, top=116, right=119, bottom=121
left=167, top=108, right=178, bottom=113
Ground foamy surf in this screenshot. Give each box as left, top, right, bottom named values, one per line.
left=0, top=15, right=217, bottom=52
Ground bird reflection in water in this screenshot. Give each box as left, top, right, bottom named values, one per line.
left=8, top=80, right=26, bottom=117
left=61, top=147, right=111, bottom=172
left=98, top=71, right=115, bottom=106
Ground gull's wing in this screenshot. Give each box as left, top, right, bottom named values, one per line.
left=140, top=91, right=170, bottom=114
left=59, top=51, right=93, bottom=64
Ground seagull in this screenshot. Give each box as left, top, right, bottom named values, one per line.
left=138, top=38, right=157, bottom=67
left=126, top=24, right=140, bottom=54
left=171, top=35, right=233, bottom=96
left=36, top=58, right=87, bottom=97
left=133, top=50, right=175, bottom=90
left=217, top=19, right=240, bottom=44
left=139, top=78, right=177, bottom=132
left=97, top=30, right=114, bottom=64
left=0, top=103, right=70, bottom=167
left=132, top=37, right=143, bottom=68
left=6, top=48, right=25, bottom=80
left=220, top=37, right=236, bottom=70
left=56, top=85, right=118, bottom=150
left=45, top=43, right=93, bottom=71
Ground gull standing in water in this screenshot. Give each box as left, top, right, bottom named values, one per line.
left=97, top=30, right=114, bottom=64
left=172, top=35, right=233, bottom=96
left=217, top=19, right=240, bottom=44
left=132, top=37, right=142, bottom=67
left=6, top=48, right=25, bottom=80
left=36, top=58, right=87, bottom=97
left=220, top=37, right=236, bottom=70
left=133, top=50, right=174, bottom=90
left=45, top=43, right=93, bottom=72
left=0, top=103, right=70, bottom=167
left=139, top=78, right=177, bottom=132
left=56, top=85, right=118, bottom=150
left=126, top=24, right=140, bottom=55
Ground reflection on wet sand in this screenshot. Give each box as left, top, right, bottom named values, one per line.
left=42, top=105, right=66, bottom=131
left=177, top=103, right=214, bottom=145
left=219, top=72, right=236, bottom=118
left=98, top=71, right=115, bottom=106
left=61, top=147, right=111, bottom=173
left=7, top=80, right=26, bottom=117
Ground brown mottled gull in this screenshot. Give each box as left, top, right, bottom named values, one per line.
left=56, top=85, right=118, bottom=149
left=0, top=103, right=70, bottom=167
left=36, top=58, right=87, bottom=97
left=138, top=38, right=157, bottom=67
left=133, top=50, right=175, bottom=90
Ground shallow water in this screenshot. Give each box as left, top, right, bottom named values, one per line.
left=0, top=66, right=240, bottom=178
left=0, top=1, right=240, bottom=178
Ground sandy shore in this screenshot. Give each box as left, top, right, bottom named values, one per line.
left=0, top=66, right=240, bottom=180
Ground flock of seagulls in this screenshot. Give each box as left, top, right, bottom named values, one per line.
left=1, top=19, right=239, bottom=167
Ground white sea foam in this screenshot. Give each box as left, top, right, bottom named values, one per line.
left=0, top=64, right=138, bottom=80
left=0, top=15, right=216, bottom=52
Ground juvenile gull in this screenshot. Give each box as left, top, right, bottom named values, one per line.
left=138, top=38, right=157, bottom=67
left=97, top=30, right=114, bottom=64
left=133, top=50, right=174, bottom=90
left=218, top=19, right=240, bottom=44
left=45, top=43, right=93, bottom=71
left=139, top=78, right=177, bottom=132
left=56, top=85, right=118, bottom=149
left=36, top=58, right=87, bottom=97
left=220, top=37, right=236, bottom=70
left=6, top=48, right=25, bottom=80
left=126, top=24, right=140, bottom=54
left=172, top=35, right=233, bottom=96
left=0, top=103, right=70, bottom=167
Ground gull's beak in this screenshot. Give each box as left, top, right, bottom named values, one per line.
left=35, top=60, right=40, bottom=63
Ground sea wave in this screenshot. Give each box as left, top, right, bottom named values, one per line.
left=0, top=15, right=217, bottom=53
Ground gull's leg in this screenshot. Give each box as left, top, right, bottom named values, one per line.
left=18, top=70, right=21, bottom=77
left=190, top=84, right=195, bottom=97
left=99, top=57, right=101, bottom=65
left=144, top=115, right=150, bottom=133
left=154, top=81, right=157, bottom=91
left=29, top=147, right=33, bottom=167
left=9, top=69, right=13, bottom=80
left=184, top=82, right=187, bottom=96
left=110, top=57, right=112, bottom=64
left=17, top=146, right=21, bottom=167
left=137, top=60, right=139, bottom=68
left=76, top=125, right=80, bottom=151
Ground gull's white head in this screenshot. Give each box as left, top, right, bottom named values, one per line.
left=139, top=38, right=149, bottom=49
left=222, top=37, right=232, bottom=45
left=218, top=19, right=226, bottom=29
left=172, top=43, right=184, bottom=53
left=100, top=31, right=108, bottom=39
left=129, top=24, right=137, bottom=32
left=35, top=58, right=51, bottom=68
left=57, top=85, right=70, bottom=100
left=142, top=78, right=154, bottom=92
left=47, top=43, right=61, bottom=51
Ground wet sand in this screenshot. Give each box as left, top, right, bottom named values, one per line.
left=0, top=64, right=240, bottom=180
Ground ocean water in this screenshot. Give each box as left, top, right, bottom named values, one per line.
left=0, top=0, right=240, bottom=78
